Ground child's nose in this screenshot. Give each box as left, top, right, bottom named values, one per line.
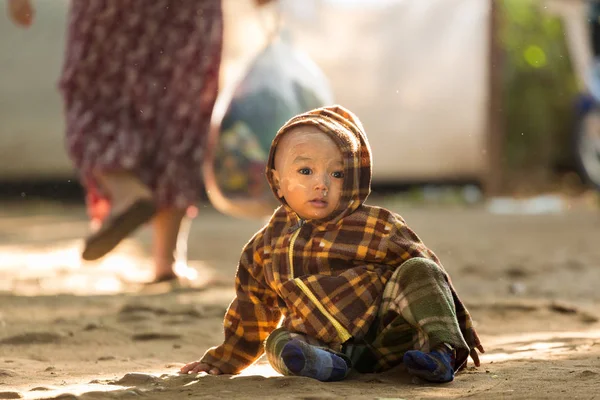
left=313, top=174, right=330, bottom=190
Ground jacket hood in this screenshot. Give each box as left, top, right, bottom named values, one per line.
left=266, top=105, right=372, bottom=224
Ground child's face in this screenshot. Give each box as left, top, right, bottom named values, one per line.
left=272, top=126, right=344, bottom=220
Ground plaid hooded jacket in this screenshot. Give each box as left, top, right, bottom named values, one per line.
left=201, top=105, right=480, bottom=374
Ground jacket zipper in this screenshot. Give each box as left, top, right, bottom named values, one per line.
left=287, top=220, right=352, bottom=342
left=294, top=279, right=352, bottom=342
left=288, top=220, right=303, bottom=279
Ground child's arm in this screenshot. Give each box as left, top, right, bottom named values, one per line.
left=7, top=0, right=34, bottom=28
left=181, top=240, right=282, bottom=375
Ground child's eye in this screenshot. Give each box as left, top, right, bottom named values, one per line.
left=298, top=168, right=312, bottom=175
left=332, top=171, right=344, bottom=179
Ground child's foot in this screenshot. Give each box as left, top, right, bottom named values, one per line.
left=281, top=339, right=349, bottom=382
left=403, top=345, right=455, bottom=383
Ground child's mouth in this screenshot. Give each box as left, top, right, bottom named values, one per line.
left=309, top=199, right=328, bottom=208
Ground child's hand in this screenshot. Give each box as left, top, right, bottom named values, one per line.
left=469, top=344, right=485, bottom=367
left=180, top=361, right=223, bottom=375
left=7, top=0, right=34, bottom=28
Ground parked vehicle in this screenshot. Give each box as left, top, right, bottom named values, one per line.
left=575, top=69, right=600, bottom=191
left=573, top=0, right=600, bottom=190
left=549, top=0, right=600, bottom=190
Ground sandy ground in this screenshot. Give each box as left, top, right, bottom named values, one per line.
left=0, top=195, right=599, bottom=400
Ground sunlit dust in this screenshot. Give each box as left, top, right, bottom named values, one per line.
left=480, top=330, right=600, bottom=364
left=0, top=243, right=81, bottom=272
left=0, top=238, right=219, bottom=296
left=0, top=240, right=154, bottom=296
left=235, top=360, right=281, bottom=378
left=514, top=341, right=566, bottom=352
left=14, top=382, right=131, bottom=400
left=11, top=370, right=170, bottom=400
left=174, top=260, right=199, bottom=281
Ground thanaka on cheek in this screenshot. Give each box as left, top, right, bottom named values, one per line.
left=270, top=127, right=344, bottom=220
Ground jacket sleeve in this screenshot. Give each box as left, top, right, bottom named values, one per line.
left=200, top=236, right=282, bottom=374
left=387, top=212, right=441, bottom=267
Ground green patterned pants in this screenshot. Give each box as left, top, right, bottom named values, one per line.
left=265, top=257, right=470, bottom=375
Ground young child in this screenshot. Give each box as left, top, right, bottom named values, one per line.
left=181, top=105, right=483, bottom=383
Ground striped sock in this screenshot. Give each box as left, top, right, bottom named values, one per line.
left=403, top=346, right=455, bottom=383
left=281, top=339, right=349, bottom=382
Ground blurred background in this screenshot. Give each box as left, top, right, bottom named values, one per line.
left=1, top=0, right=599, bottom=197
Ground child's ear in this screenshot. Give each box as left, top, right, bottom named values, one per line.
left=271, top=169, right=283, bottom=198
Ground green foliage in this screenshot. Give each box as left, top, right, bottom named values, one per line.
left=500, top=0, right=579, bottom=180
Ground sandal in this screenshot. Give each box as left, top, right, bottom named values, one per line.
left=82, top=198, right=156, bottom=261
left=147, top=274, right=178, bottom=284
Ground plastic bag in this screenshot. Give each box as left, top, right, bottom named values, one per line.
left=203, top=34, right=334, bottom=219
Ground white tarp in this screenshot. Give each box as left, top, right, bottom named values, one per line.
left=282, top=0, right=491, bottom=182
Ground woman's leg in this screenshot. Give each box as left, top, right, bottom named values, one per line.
left=151, top=207, right=189, bottom=282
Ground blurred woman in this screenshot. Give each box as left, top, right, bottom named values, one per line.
left=8, top=0, right=272, bottom=283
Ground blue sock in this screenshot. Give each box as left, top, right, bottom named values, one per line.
left=403, top=346, right=455, bottom=383
left=281, top=339, right=349, bottom=382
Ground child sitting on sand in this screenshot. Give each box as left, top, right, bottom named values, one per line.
left=181, top=105, right=484, bottom=382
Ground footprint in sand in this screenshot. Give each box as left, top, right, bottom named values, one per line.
left=131, top=332, right=181, bottom=341
left=119, top=304, right=169, bottom=316
left=110, top=372, right=163, bottom=386
left=0, top=332, right=63, bottom=345
left=29, top=387, right=54, bottom=391
left=83, top=323, right=100, bottom=331
left=549, top=302, right=599, bottom=323
left=97, top=356, right=116, bottom=361
left=159, top=305, right=224, bottom=325
left=119, top=303, right=210, bottom=319
left=578, top=370, right=599, bottom=379
left=0, top=391, right=23, bottom=399
left=117, top=304, right=168, bottom=323
left=0, top=369, right=16, bottom=377
left=117, top=311, right=157, bottom=323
